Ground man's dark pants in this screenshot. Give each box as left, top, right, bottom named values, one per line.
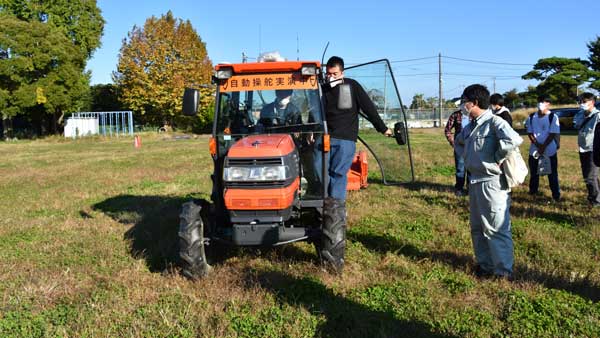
left=579, top=151, right=600, bottom=205
left=528, top=154, right=560, bottom=200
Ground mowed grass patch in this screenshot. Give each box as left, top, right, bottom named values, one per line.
left=0, top=130, right=599, bottom=337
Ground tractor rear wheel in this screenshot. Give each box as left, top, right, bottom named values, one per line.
left=318, top=197, right=346, bottom=273
left=178, top=200, right=211, bottom=279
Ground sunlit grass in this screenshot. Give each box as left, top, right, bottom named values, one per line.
left=0, top=130, right=599, bottom=337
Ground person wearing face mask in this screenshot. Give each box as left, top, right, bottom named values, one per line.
left=574, top=92, right=600, bottom=206
left=445, top=105, right=471, bottom=196
left=311, top=56, right=393, bottom=272
left=454, top=84, right=523, bottom=281
left=525, top=95, right=561, bottom=202
left=316, top=56, right=392, bottom=201
left=489, top=93, right=513, bottom=127
left=259, top=89, right=302, bottom=126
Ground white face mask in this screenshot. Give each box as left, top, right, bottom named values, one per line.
left=459, top=103, right=469, bottom=116
left=580, top=102, right=592, bottom=112
left=538, top=102, right=549, bottom=113
left=278, top=96, right=291, bottom=107
left=328, top=75, right=342, bottom=88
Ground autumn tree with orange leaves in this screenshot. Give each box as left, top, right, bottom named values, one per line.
left=114, top=11, right=213, bottom=130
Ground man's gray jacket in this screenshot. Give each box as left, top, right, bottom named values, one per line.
left=574, top=108, right=600, bottom=152
left=454, top=110, right=523, bottom=184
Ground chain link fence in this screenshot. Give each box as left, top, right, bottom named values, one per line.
left=359, top=108, right=455, bottom=129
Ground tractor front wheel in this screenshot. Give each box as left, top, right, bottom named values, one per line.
left=178, top=200, right=211, bottom=279
left=318, top=197, right=346, bottom=273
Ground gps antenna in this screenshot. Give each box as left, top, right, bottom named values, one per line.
left=320, top=42, right=330, bottom=80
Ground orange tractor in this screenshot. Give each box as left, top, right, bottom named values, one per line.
left=180, top=59, right=413, bottom=279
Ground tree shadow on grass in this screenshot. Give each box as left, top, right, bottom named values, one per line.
left=92, top=194, right=189, bottom=272
left=245, top=268, right=456, bottom=338
left=349, top=231, right=600, bottom=302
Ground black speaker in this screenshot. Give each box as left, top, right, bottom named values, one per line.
left=393, top=122, right=407, bottom=145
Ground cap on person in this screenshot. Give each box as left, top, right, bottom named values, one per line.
left=276, top=89, right=293, bottom=98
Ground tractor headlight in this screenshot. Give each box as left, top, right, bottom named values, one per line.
left=223, top=165, right=289, bottom=182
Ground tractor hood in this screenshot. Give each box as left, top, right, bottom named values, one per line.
left=227, top=134, right=296, bottom=158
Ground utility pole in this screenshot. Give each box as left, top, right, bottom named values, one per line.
left=296, top=33, right=299, bottom=61
left=438, top=53, right=443, bottom=128
left=493, top=77, right=496, bottom=93
left=242, top=52, right=248, bottom=63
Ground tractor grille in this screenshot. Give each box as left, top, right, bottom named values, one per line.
left=226, top=158, right=283, bottom=166
left=226, top=181, right=287, bottom=188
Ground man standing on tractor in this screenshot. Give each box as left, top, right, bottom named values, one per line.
left=321, top=56, right=393, bottom=200
left=314, top=56, right=393, bottom=272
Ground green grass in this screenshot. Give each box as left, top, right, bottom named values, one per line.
left=0, top=130, right=599, bottom=337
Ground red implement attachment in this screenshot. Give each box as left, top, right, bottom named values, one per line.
left=347, top=150, right=368, bottom=191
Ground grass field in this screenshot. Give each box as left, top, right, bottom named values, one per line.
left=1, top=129, right=599, bottom=337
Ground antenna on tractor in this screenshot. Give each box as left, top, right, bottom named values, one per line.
left=320, top=41, right=330, bottom=67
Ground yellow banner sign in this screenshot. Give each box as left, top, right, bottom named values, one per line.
left=219, top=73, right=318, bottom=92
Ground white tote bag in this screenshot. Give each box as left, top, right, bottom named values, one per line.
left=502, top=149, right=529, bottom=187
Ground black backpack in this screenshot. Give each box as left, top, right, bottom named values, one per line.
left=528, top=112, right=560, bottom=149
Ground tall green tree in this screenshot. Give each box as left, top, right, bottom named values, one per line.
left=502, top=89, right=520, bottom=109
left=0, top=0, right=104, bottom=137
left=587, top=36, right=600, bottom=90
left=90, top=84, right=123, bottom=112
left=522, top=57, right=594, bottom=103
left=0, top=15, right=89, bottom=136
left=0, top=0, right=104, bottom=59
left=519, top=86, right=539, bottom=107
left=114, top=11, right=213, bottom=129
left=409, top=93, right=426, bottom=109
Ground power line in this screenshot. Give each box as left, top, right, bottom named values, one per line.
left=393, top=73, right=438, bottom=76
left=392, top=61, right=439, bottom=69
left=441, top=60, right=532, bottom=71
left=443, top=84, right=465, bottom=96
left=444, top=72, right=523, bottom=78
left=390, top=56, right=437, bottom=63
left=443, top=55, right=534, bottom=66
left=346, top=56, right=437, bottom=67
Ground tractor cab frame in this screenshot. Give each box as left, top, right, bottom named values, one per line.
left=179, top=59, right=414, bottom=279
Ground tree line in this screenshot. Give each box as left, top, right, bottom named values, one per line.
left=410, top=38, right=600, bottom=110
left=0, top=4, right=213, bottom=139
left=1, top=1, right=599, bottom=139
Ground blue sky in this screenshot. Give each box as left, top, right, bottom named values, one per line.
left=87, top=0, right=600, bottom=102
